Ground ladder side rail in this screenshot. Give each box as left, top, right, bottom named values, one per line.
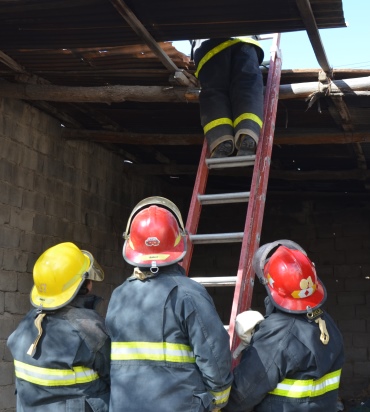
left=228, top=33, right=282, bottom=362
left=180, top=138, right=209, bottom=274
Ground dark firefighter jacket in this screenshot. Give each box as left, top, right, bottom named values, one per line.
left=7, top=295, right=110, bottom=412
left=224, top=297, right=345, bottom=412
left=105, top=263, right=233, bottom=412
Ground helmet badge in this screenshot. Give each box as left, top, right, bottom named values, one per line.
left=145, top=237, right=160, bottom=247
left=292, top=276, right=317, bottom=299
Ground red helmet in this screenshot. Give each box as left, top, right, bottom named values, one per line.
left=252, top=240, right=326, bottom=314
left=123, top=196, right=187, bottom=269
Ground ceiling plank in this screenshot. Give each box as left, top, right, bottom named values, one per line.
left=109, top=0, right=197, bottom=87
left=62, top=128, right=370, bottom=146
left=2, top=76, right=370, bottom=103
left=124, top=163, right=370, bottom=180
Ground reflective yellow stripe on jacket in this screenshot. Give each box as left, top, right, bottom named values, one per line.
left=111, top=341, right=196, bottom=363
left=211, top=386, right=231, bottom=406
left=269, top=369, right=342, bottom=398
left=14, top=360, right=99, bottom=386
left=195, top=37, right=262, bottom=78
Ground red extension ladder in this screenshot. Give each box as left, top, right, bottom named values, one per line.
left=180, top=34, right=282, bottom=366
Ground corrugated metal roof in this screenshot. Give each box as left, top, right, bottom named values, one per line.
left=2, top=0, right=369, bottom=193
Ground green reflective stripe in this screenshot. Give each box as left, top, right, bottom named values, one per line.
left=14, top=360, right=99, bottom=386
left=269, top=369, right=342, bottom=398
left=195, top=39, right=240, bottom=78
left=195, top=37, right=262, bottom=78
left=210, top=386, right=231, bottom=405
left=234, top=112, right=263, bottom=129
left=237, top=37, right=262, bottom=49
left=111, top=341, right=196, bottom=363
left=203, top=117, right=233, bottom=134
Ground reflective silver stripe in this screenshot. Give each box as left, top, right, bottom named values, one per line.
left=269, top=369, right=342, bottom=398
left=14, top=360, right=99, bottom=386
left=211, top=386, right=231, bottom=405
left=111, top=341, right=195, bottom=363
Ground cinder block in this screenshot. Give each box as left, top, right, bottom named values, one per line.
left=0, top=181, right=10, bottom=204
left=0, top=227, right=20, bottom=249
left=10, top=209, right=35, bottom=232
left=2, top=250, right=27, bottom=272
left=338, top=319, right=367, bottom=333
left=344, top=347, right=367, bottom=362
left=0, top=139, right=21, bottom=165
left=22, top=191, right=45, bottom=213
left=0, top=272, right=17, bottom=292
left=0, top=316, right=16, bottom=340
left=5, top=293, right=31, bottom=315
left=0, top=384, right=16, bottom=410
left=17, top=273, right=33, bottom=294
left=12, top=166, right=34, bottom=190
left=337, top=293, right=366, bottom=306
left=353, top=333, right=370, bottom=348
left=8, top=185, right=22, bottom=208
left=19, top=233, right=43, bottom=254
left=0, top=362, right=14, bottom=386
left=334, top=264, right=362, bottom=279
left=353, top=361, right=370, bottom=377
left=0, top=204, right=10, bottom=225
left=345, top=278, right=370, bottom=291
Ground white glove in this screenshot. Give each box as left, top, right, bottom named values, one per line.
left=233, top=310, right=264, bottom=359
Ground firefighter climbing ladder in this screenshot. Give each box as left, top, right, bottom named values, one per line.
left=180, top=33, right=282, bottom=366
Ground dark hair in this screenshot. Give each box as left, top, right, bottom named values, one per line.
left=78, top=279, right=90, bottom=295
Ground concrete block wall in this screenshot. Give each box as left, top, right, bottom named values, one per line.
left=1, top=95, right=369, bottom=408
left=0, top=97, right=168, bottom=411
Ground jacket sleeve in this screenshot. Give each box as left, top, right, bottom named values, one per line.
left=182, top=290, right=233, bottom=410
left=223, top=315, right=301, bottom=412
left=223, top=345, right=281, bottom=412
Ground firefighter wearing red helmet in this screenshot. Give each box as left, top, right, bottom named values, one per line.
left=224, top=239, right=345, bottom=412
left=106, top=196, right=233, bottom=412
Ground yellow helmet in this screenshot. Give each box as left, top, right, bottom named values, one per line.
left=30, top=242, right=104, bottom=311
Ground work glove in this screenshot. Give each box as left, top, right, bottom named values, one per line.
left=232, top=310, right=264, bottom=359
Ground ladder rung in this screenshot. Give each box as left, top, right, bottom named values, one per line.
left=206, top=155, right=256, bottom=169
left=191, top=276, right=237, bottom=287
left=198, top=192, right=250, bottom=205
left=190, top=232, right=244, bottom=244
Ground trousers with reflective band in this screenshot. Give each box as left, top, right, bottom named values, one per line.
left=111, top=341, right=196, bottom=363
left=195, top=37, right=262, bottom=78
left=14, top=360, right=99, bottom=386
left=269, top=369, right=342, bottom=398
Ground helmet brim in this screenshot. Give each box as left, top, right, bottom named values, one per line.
left=30, top=275, right=85, bottom=310
left=123, top=236, right=187, bottom=267
left=267, top=277, right=327, bottom=314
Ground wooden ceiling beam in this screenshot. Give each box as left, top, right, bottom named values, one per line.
left=61, top=128, right=370, bottom=146
left=109, top=0, right=197, bottom=87
left=2, top=76, right=370, bottom=103
left=124, top=163, right=370, bottom=181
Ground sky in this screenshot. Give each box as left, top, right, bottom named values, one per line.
left=172, top=0, right=370, bottom=70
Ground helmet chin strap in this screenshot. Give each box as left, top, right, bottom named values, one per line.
left=27, top=313, right=46, bottom=357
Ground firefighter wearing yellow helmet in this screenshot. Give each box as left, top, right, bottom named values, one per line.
left=7, top=242, right=110, bottom=412
left=106, top=196, right=233, bottom=412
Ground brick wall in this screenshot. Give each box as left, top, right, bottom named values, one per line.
left=1, top=96, right=369, bottom=409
